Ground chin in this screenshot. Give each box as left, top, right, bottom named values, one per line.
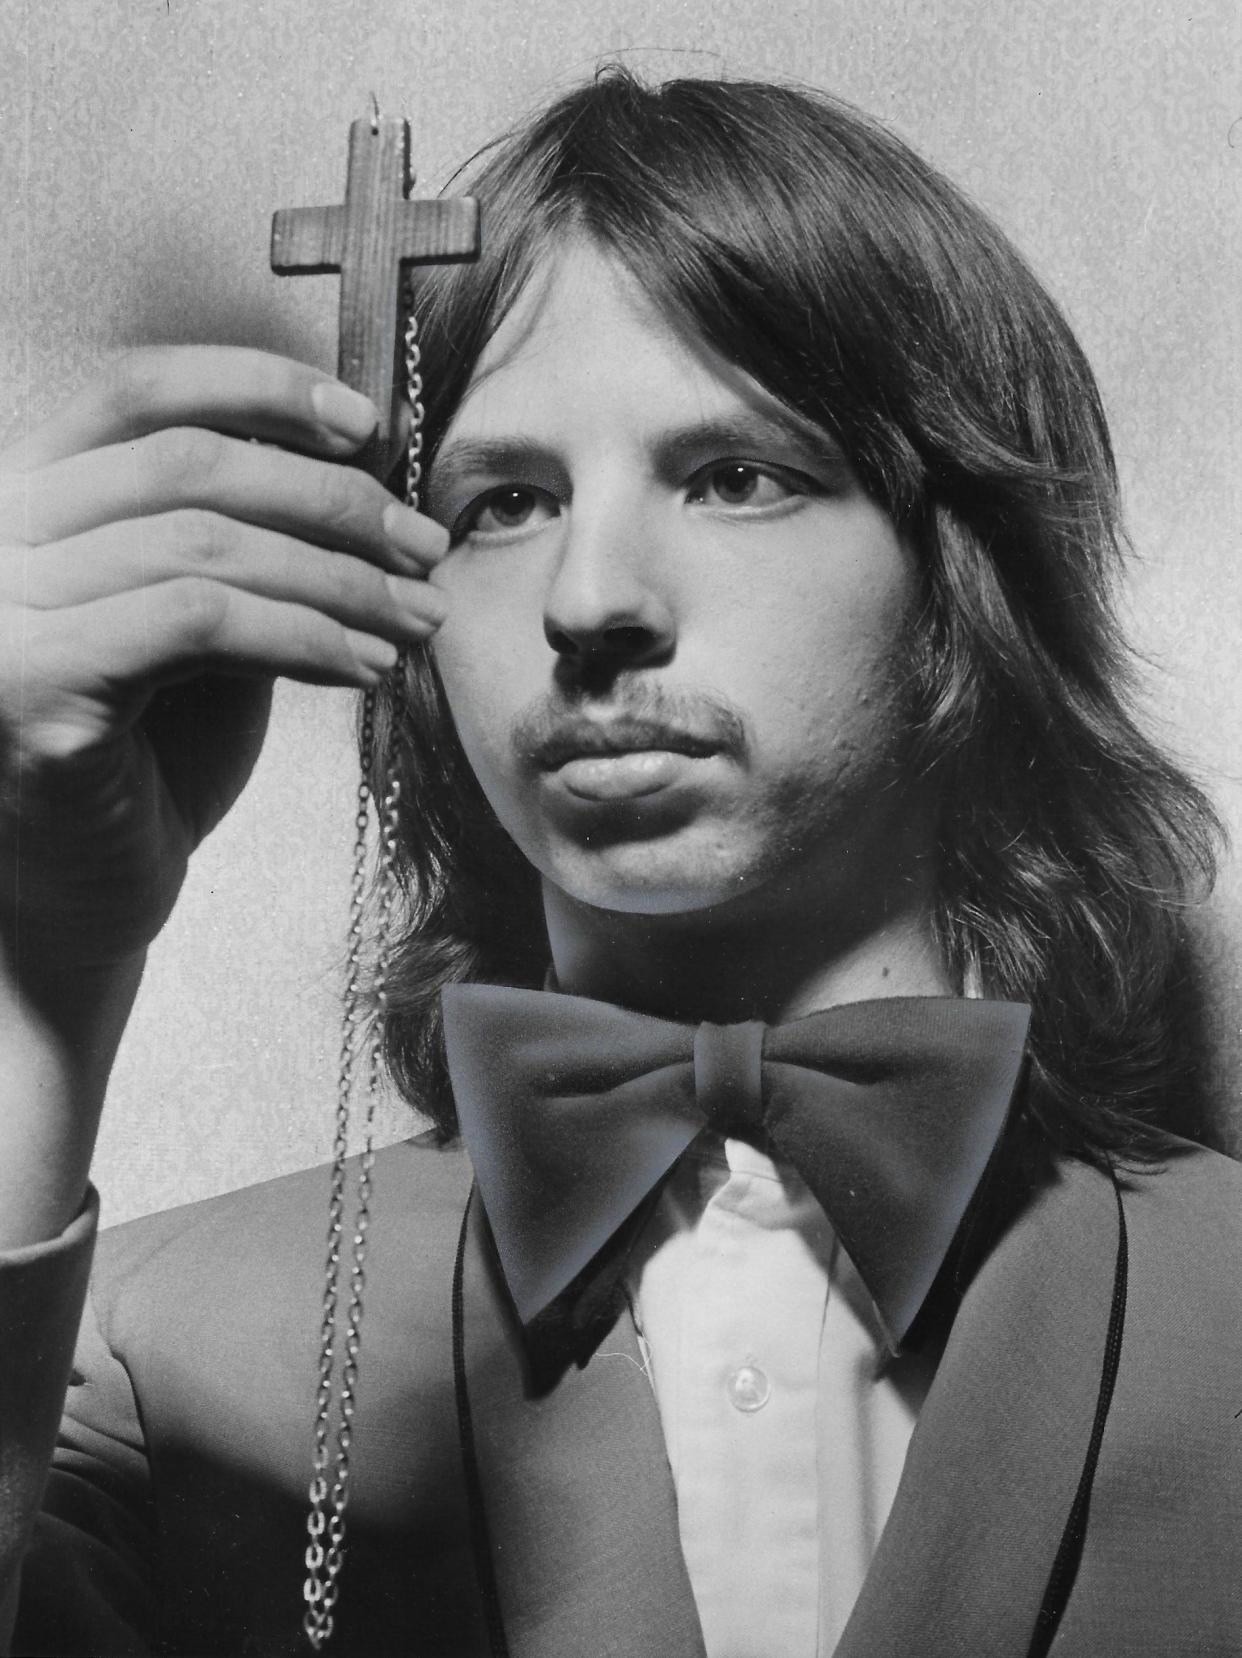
left=539, top=839, right=769, bottom=919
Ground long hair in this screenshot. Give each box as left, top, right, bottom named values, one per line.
left=370, top=67, right=1221, bottom=1162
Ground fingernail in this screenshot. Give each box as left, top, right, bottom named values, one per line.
left=383, top=501, right=451, bottom=565
left=388, top=576, right=448, bottom=630
left=345, top=630, right=399, bottom=679
left=312, top=381, right=379, bottom=444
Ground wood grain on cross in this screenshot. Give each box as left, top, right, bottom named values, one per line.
left=271, top=115, right=480, bottom=477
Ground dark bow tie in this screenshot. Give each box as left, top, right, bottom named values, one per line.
left=441, top=986, right=1030, bottom=1347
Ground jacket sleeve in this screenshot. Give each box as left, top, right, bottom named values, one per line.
left=0, top=1192, right=156, bottom=1656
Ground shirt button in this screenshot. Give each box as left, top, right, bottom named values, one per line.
left=727, top=1364, right=772, bottom=1412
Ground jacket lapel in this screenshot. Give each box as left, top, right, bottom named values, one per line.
left=458, top=1151, right=1123, bottom=1658
left=458, top=1188, right=707, bottom=1658
left=834, top=1155, right=1122, bottom=1658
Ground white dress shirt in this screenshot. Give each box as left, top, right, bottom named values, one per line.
left=626, top=1133, right=939, bottom=1657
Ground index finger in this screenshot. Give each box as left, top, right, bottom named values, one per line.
left=1, top=345, right=381, bottom=474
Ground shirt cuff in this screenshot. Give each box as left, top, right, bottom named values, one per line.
left=1, top=1184, right=101, bottom=1645
left=0, top=1186, right=99, bottom=1267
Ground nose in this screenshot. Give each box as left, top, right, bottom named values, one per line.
left=542, top=500, right=675, bottom=667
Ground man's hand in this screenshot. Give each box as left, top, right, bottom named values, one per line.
left=0, top=344, right=448, bottom=973
left=0, top=345, right=448, bottom=1247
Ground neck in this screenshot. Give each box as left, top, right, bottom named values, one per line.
left=542, top=866, right=954, bottom=1025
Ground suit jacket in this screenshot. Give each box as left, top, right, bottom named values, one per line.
left=3, top=1131, right=1242, bottom=1657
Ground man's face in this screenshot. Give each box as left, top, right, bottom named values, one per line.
left=428, top=242, right=927, bottom=927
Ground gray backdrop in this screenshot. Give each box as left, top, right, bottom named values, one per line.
left=2, top=0, right=1239, bottom=1223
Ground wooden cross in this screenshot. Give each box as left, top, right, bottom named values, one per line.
left=271, top=112, right=480, bottom=476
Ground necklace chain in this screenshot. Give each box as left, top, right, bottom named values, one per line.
left=302, top=270, right=424, bottom=1652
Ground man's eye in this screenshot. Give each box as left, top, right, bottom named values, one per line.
left=455, top=486, right=555, bottom=540
left=686, top=464, right=807, bottom=509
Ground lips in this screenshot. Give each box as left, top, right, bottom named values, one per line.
left=531, top=716, right=725, bottom=772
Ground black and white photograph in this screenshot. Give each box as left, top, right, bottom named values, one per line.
left=1, top=2, right=1240, bottom=1653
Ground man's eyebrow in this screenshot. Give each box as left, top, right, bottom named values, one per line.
left=428, top=412, right=848, bottom=508
left=647, top=412, right=847, bottom=475
left=429, top=439, right=556, bottom=503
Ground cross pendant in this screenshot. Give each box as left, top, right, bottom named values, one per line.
left=271, top=115, right=480, bottom=478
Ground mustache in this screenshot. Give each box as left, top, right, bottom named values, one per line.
left=512, top=684, right=750, bottom=771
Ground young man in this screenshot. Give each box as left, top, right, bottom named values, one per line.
left=2, top=70, right=1240, bottom=1658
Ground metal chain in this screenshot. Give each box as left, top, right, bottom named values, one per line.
left=302, top=271, right=423, bottom=1655
left=403, top=272, right=426, bottom=512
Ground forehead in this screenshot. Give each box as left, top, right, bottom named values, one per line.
left=452, top=242, right=699, bottom=413
left=439, top=238, right=827, bottom=451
